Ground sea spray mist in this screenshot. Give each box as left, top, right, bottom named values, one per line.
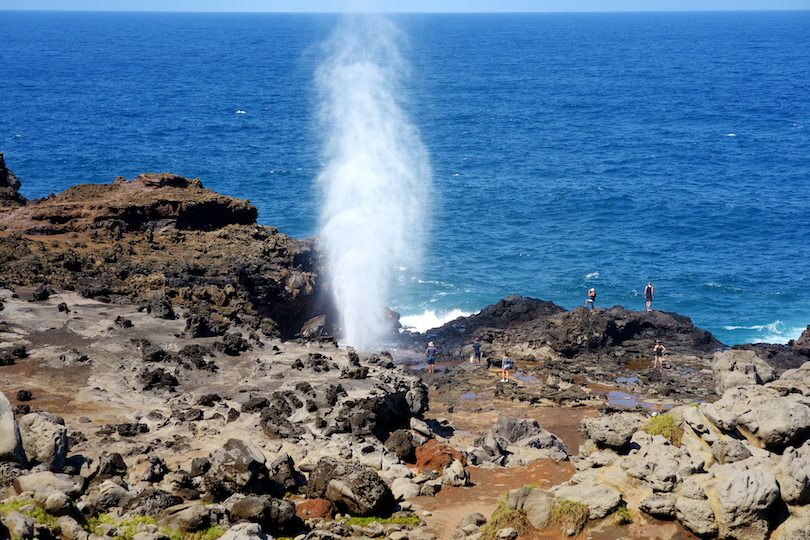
left=316, top=15, right=431, bottom=349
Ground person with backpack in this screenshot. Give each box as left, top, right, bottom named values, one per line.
left=586, top=288, right=596, bottom=312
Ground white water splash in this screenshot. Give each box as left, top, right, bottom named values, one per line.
left=316, top=15, right=431, bottom=349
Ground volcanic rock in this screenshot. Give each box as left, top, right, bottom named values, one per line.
left=305, top=456, right=395, bottom=516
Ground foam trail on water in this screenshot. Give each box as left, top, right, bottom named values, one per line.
left=316, top=15, right=431, bottom=349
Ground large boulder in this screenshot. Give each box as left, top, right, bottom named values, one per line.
left=713, top=349, right=777, bottom=394
left=204, top=439, right=271, bottom=501
left=13, top=471, right=83, bottom=499
left=579, top=413, right=642, bottom=450
left=216, top=523, right=268, bottom=540
left=124, top=487, right=183, bottom=518
left=18, top=412, right=68, bottom=471
left=305, top=457, right=395, bottom=516
left=505, top=486, right=552, bottom=529
left=227, top=495, right=298, bottom=535
left=415, top=439, right=466, bottom=473
left=550, top=482, right=623, bottom=519
left=702, top=386, right=810, bottom=450
left=158, top=503, right=211, bottom=533
left=714, top=469, right=780, bottom=540
left=0, top=392, right=27, bottom=466
left=482, top=415, right=570, bottom=462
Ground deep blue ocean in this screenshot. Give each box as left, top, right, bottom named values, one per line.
left=2, top=11, right=808, bottom=345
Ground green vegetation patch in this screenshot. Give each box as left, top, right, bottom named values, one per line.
left=480, top=493, right=531, bottom=540
left=641, top=413, right=684, bottom=446
left=167, top=524, right=224, bottom=540
left=549, top=499, right=589, bottom=535
left=611, top=504, right=632, bottom=525
left=343, top=515, right=420, bottom=528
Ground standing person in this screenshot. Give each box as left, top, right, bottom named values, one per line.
left=653, top=340, right=666, bottom=369
left=471, top=338, right=482, bottom=365
left=586, top=288, right=596, bottom=312
left=644, top=281, right=654, bottom=311
left=425, top=341, right=437, bottom=374
left=501, top=351, right=511, bottom=382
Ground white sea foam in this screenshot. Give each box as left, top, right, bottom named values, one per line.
left=585, top=271, right=599, bottom=279
left=400, top=309, right=471, bottom=334
left=316, top=15, right=431, bottom=349
left=722, top=320, right=804, bottom=344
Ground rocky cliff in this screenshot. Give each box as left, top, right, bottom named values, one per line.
left=0, top=172, right=331, bottom=339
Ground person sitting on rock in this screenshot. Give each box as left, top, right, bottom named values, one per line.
left=471, top=338, right=482, bottom=365
left=425, top=341, right=437, bottom=374
left=586, top=288, right=596, bottom=312
left=501, top=352, right=511, bottom=382
left=653, top=340, right=666, bottom=369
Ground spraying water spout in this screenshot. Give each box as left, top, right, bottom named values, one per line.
left=316, top=15, right=431, bottom=349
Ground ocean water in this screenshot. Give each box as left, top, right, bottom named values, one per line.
left=1, top=11, right=808, bottom=346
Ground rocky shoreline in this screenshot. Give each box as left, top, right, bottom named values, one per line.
left=2, top=160, right=810, bottom=540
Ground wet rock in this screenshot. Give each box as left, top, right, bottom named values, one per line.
left=16, top=390, right=33, bottom=402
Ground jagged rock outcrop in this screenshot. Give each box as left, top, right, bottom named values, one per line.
left=519, top=360, right=810, bottom=540
left=0, top=173, right=332, bottom=338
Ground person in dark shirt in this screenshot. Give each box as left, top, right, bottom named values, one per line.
left=644, top=281, right=654, bottom=311
left=471, top=338, right=482, bottom=365
left=425, top=341, right=437, bottom=373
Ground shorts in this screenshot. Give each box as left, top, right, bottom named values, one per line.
left=427, top=356, right=435, bottom=365
left=502, top=362, right=511, bottom=370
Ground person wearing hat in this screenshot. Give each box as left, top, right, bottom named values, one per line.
left=470, top=338, right=482, bottom=365
left=425, top=341, right=437, bottom=373
left=653, top=340, right=666, bottom=369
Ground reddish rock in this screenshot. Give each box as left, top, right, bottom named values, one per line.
left=295, top=498, right=334, bottom=520
left=415, top=439, right=466, bottom=473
